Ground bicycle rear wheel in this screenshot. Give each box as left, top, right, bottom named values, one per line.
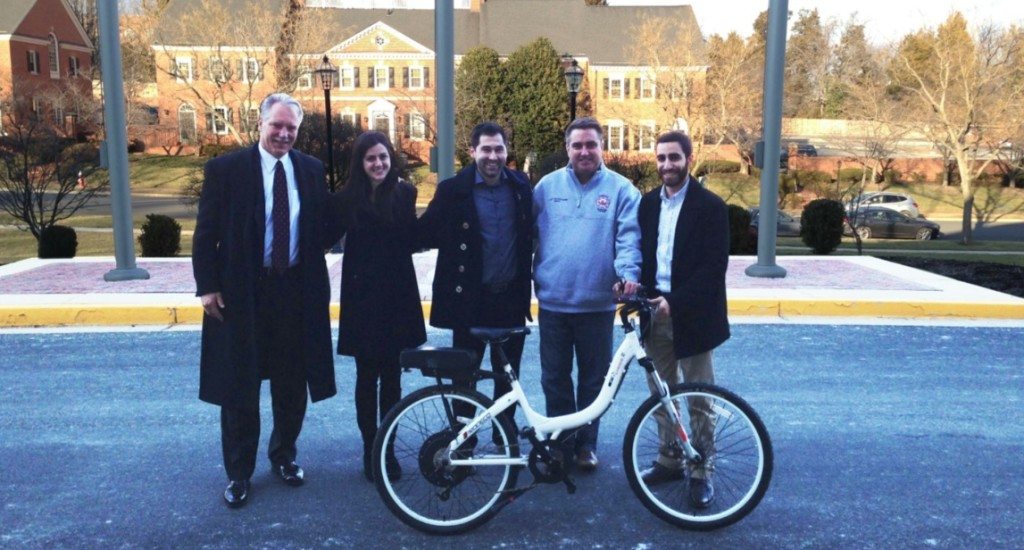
left=372, top=385, right=520, bottom=534
left=623, top=383, right=772, bottom=530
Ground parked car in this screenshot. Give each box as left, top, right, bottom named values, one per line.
left=779, top=143, right=818, bottom=166
left=845, top=207, right=941, bottom=240
left=749, top=207, right=801, bottom=237
left=845, top=191, right=921, bottom=218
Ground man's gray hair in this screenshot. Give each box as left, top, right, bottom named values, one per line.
left=260, top=93, right=304, bottom=124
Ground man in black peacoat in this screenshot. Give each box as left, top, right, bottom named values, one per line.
left=633, top=131, right=729, bottom=508
left=192, top=93, right=340, bottom=508
left=418, top=122, right=534, bottom=425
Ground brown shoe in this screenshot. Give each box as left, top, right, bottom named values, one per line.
left=575, top=449, right=599, bottom=471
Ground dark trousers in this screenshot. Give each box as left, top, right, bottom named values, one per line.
left=451, top=286, right=526, bottom=430
left=220, top=267, right=308, bottom=482
left=538, top=308, right=614, bottom=454
left=353, top=353, right=402, bottom=455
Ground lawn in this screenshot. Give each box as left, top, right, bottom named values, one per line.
left=0, top=227, right=194, bottom=266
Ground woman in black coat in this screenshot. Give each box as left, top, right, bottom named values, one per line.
left=335, top=131, right=426, bottom=480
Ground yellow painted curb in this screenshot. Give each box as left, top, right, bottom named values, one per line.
left=1, top=298, right=1021, bottom=327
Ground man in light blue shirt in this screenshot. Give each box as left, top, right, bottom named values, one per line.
left=533, top=117, right=641, bottom=471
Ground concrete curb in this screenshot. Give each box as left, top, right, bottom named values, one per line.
left=3, top=299, right=1022, bottom=328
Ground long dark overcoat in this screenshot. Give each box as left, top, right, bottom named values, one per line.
left=638, top=178, right=731, bottom=359
left=417, top=164, right=534, bottom=329
left=336, top=180, right=426, bottom=359
left=192, top=145, right=339, bottom=408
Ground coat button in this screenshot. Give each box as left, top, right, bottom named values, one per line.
left=458, top=265, right=465, bottom=273
left=459, top=243, right=467, bottom=251
left=462, top=222, right=470, bottom=229
left=455, top=285, right=463, bottom=293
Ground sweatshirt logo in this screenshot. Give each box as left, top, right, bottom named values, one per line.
left=596, top=194, right=610, bottom=212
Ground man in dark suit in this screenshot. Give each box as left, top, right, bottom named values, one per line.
left=192, top=93, right=340, bottom=508
left=418, top=122, right=533, bottom=429
left=630, top=131, right=730, bottom=508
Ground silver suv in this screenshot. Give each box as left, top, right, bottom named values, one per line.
left=845, top=192, right=920, bottom=218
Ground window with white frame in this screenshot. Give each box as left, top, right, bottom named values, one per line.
left=207, top=106, right=230, bottom=135
left=178, top=103, right=197, bottom=142
left=339, top=66, right=356, bottom=90
left=27, top=50, right=39, bottom=74
left=639, top=77, right=655, bottom=100
left=242, top=58, right=261, bottom=82
left=174, top=57, right=193, bottom=83
left=637, top=122, right=657, bottom=151
left=374, top=66, right=390, bottom=90
left=48, top=34, right=59, bottom=79
left=296, top=68, right=312, bottom=89
left=407, top=66, right=424, bottom=89
left=339, top=111, right=358, bottom=127
left=604, top=121, right=624, bottom=151
left=673, top=117, right=689, bottom=135
left=68, top=56, right=80, bottom=77
left=241, top=107, right=260, bottom=133
left=207, top=57, right=228, bottom=83
left=407, top=112, right=427, bottom=140
left=52, top=99, right=64, bottom=125
left=608, top=77, right=624, bottom=100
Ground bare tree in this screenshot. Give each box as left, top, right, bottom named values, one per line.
left=706, top=31, right=763, bottom=175
left=890, top=13, right=1024, bottom=243
left=0, top=101, right=108, bottom=239
left=622, top=15, right=712, bottom=170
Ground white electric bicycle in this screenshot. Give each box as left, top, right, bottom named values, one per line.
left=371, top=291, right=772, bottom=534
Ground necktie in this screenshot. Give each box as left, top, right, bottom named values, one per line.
left=271, top=160, right=290, bottom=273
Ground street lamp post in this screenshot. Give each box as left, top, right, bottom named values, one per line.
left=562, top=57, right=584, bottom=121
left=314, top=55, right=338, bottom=192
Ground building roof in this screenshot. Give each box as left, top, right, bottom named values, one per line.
left=154, top=0, right=704, bottom=65
left=0, top=0, right=37, bottom=34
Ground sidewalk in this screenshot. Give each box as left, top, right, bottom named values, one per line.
left=0, top=252, right=1021, bottom=327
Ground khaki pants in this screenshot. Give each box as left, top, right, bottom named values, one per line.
left=643, top=314, right=716, bottom=478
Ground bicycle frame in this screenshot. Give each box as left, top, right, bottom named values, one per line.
left=445, top=312, right=701, bottom=467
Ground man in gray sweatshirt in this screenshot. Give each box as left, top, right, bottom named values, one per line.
left=533, top=117, right=641, bottom=471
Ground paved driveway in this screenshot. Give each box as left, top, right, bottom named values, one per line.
left=1, top=323, right=1021, bottom=547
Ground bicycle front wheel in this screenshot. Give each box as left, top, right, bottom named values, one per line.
left=623, top=383, right=772, bottom=530
left=372, top=385, right=520, bottom=534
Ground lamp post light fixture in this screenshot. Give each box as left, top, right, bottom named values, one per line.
left=562, top=57, right=584, bottom=121
left=314, top=55, right=338, bottom=192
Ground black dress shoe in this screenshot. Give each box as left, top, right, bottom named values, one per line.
left=689, top=477, right=715, bottom=509
left=640, top=462, right=685, bottom=486
left=273, top=461, right=305, bottom=487
left=575, top=449, right=599, bottom=472
left=223, top=479, right=250, bottom=508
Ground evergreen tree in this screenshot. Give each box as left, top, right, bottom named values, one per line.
left=454, top=47, right=507, bottom=165
left=503, top=38, right=568, bottom=168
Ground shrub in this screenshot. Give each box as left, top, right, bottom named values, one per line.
left=694, top=160, right=741, bottom=177
left=38, top=225, right=78, bottom=258
left=199, top=143, right=242, bottom=157
left=727, top=204, right=755, bottom=255
left=882, top=168, right=902, bottom=185
left=837, top=167, right=865, bottom=184
left=128, top=138, right=146, bottom=153
left=138, top=214, right=182, bottom=257
left=799, top=199, right=845, bottom=255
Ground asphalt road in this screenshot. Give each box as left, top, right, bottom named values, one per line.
left=1, top=323, right=1022, bottom=548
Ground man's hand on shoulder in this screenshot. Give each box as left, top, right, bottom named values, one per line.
left=201, top=292, right=225, bottom=321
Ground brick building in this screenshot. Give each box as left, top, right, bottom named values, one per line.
left=150, top=0, right=705, bottom=157
left=0, top=0, right=94, bottom=137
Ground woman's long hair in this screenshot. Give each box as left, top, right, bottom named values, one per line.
left=339, top=131, right=403, bottom=226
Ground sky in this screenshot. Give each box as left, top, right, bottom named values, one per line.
left=609, top=0, right=1024, bottom=44
left=328, top=1, right=1024, bottom=45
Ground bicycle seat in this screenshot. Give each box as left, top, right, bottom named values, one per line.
left=401, top=347, right=480, bottom=380
left=468, top=326, right=531, bottom=344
